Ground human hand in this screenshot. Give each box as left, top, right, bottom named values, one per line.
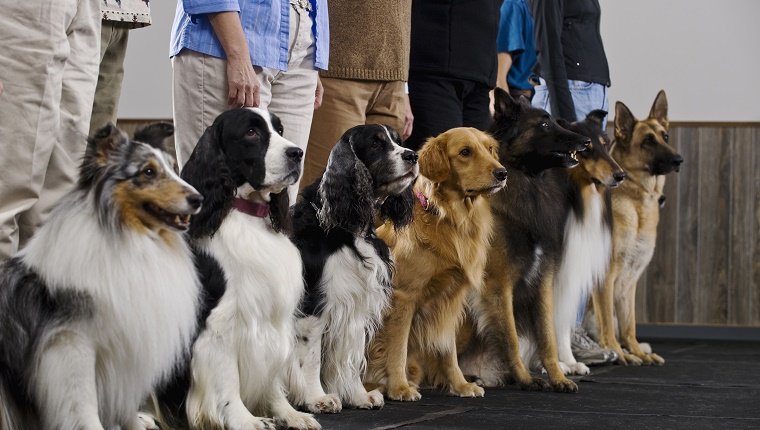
left=226, top=56, right=260, bottom=107
left=402, top=93, right=414, bottom=140
left=314, top=76, right=324, bottom=110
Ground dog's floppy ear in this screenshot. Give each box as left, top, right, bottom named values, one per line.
left=181, top=121, right=235, bottom=239
left=585, top=110, right=608, bottom=130
left=317, top=131, right=374, bottom=233
left=648, top=90, right=669, bottom=128
left=614, top=101, right=636, bottom=145
left=379, top=183, right=415, bottom=230
left=418, top=134, right=450, bottom=183
left=133, top=122, right=175, bottom=152
left=268, top=189, right=292, bottom=234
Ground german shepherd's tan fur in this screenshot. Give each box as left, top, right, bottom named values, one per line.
left=587, top=91, right=683, bottom=365
left=365, top=128, right=506, bottom=401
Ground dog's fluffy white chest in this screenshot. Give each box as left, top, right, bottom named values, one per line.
left=21, top=209, right=200, bottom=424
left=200, top=211, right=303, bottom=404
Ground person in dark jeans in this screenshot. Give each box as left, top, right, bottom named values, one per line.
left=404, top=0, right=501, bottom=152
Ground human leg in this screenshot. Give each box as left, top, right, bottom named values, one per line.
left=89, top=22, right=130, bottom=135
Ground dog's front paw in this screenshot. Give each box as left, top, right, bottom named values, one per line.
left=353, top=389, right=385, bottom=409
left=450, top=382, right=485, bottom=398
left=649, top=352, right=665, bottom=365
left=551, top=377, right=578, bottom=393
left=306, top=394, right=342, bottom=414
left=135, top=412, right=159, bottom=430
left=387, top=383, right=422, bottom=402
left=517, top=376, right=551, bottom=392
left=621, top=352, right=643, bottom=366
left=277, top=411, right=320, bottom=430
left=240, top=416, right=276, bottom=430
left=568, top=362, right=590, bottom=376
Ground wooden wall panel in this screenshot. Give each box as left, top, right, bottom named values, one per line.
left=640, top=124, right=759, bottom=327
left=674, top=127, right=700, bottom=323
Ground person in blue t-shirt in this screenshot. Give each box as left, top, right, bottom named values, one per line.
left=496, top=0, right=538, bottom=100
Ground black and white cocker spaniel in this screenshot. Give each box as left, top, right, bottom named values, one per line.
left=290, top=124, right=419, bottom=409
left=156, top=108, right=333, bottom=430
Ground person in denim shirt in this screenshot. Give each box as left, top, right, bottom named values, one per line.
left=496, top=0, right=538, bottom=100
left=171, top=0, right=329, bottom=201
left=529, top=0, right=610, bottom=127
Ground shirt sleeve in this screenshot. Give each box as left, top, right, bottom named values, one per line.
left=182, top=0, right=240, bottom=15
left=496, top=2, right=526, bottom=55
left=531, top=0, right=576, bottom=121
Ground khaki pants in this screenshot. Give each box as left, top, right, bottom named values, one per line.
left=302, top=78, right=406, bottom=187
left=173, top=4, right=318, bottom=203
left=89, top=22, right=130, bottom=135
left=0, top=0, right=101, bottom=259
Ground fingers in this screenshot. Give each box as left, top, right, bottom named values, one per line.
left=403, top=118, right=413, bottom=140
left=314, top=77, right=324, bottom=110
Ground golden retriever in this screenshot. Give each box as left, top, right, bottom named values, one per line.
left=365, top=127, right=507, bottom=401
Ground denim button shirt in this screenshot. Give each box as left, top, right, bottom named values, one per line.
left=170, top=0, right=329, bottom=71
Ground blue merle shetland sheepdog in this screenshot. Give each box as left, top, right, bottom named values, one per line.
left=0, top=123, right=202, bottom=429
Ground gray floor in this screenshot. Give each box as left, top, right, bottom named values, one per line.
left=316, top=340, right=760, bottom=429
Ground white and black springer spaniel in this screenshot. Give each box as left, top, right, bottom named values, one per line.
left=290, top=124, right=419, bottom=409
left=156, top=108, right=330, bottom=430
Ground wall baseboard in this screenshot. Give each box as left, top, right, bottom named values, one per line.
left=637, top=324, right=760, bottom=342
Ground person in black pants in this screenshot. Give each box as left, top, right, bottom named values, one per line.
left=404, top=0, right=502, bottom=152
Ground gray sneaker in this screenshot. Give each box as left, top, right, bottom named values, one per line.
left=571, top=327, right=618, bottom=365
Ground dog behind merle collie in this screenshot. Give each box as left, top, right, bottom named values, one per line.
left=155, top=108, right=327, bottom=430
left=290, top=124, right=418, bottom=410
left=0, top=123, right=202, bottom=429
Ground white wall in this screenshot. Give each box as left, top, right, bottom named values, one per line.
left=119, top=0, right=760, bottom=122
left=599, top=0, right=760, bottom=122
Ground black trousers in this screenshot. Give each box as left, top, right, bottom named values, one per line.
left=404, top=72, right=492, bottom=151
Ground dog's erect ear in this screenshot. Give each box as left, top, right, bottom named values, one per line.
left=318, top=132, right=374, bottom=234
left=648, top=90, right=669, bottom=128
left=379, top=183, right=415, bottom=230
left=614, top=102, right=636, bottom=145
left=86, top=123, right=128, bottom=165
left=79, top=123, right=129, bottom=188
left=133, top=122, right=175, bottom=152
left=493, top=87, right=522, bottom=121
left=585, top=110, right=608, bottom=130
left=268, top=189, right=292, bottom=234
left=418, top=134, right=450, bottom=183
left=182, top=123, right=235, bottom=239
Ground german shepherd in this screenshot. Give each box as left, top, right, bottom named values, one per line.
left=550, top=111, right=625, bottom=376
left=585, top=90, right=682, bottom=365
left=459, top=88, right=590, bottom=393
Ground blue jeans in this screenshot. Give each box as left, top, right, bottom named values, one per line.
left=532, top=78, right=609, bottom=129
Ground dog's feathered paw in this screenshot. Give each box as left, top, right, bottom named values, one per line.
left=387, top=383, right=422, bottom=402
left=565, top=362, right=590, bottom=376
left=136, top=412, right=159, bottom=430
left=352, top=389, right=385, bottom=410
left=305, top=394, right=342, bottom=414
left=450, top=382, right=485, bottom=398
left=276, top=411, right=320, bottom=430
left=551, top=378, right=579, bottom=393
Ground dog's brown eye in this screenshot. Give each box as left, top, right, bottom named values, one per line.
left=540, top=122, right=549, bottom=129
left=663, top=133, right=669, bottom=142
left=142, top=167, right=156, bottom=178
left=460, top=148, right=471, bottom=157
left=246, top=129, right=257, bottom=137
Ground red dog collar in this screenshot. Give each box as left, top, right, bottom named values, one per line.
left=231, top=197, right=270, bottom=218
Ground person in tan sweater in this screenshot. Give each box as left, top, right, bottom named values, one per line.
left=301, top=0, right=413, bottom=186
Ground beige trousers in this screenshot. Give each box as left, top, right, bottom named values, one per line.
left=0, top=0, right=101, bottom=259
left=302, top=78, right=406, bottom=187
left=173, top=4, right=318, bottom=203
left=89, top=22, right=130, bottom=135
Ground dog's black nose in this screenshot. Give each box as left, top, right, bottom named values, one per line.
left=613, top=171, right=626, bottom=183
left=493, top=167, right=508, bottom=181
left=187, top=193, right=204, bottom=209
left=286, top=147, right=304, bottom=162
left=402, top=150, right=418, bottom=164
left=672, top=154, right=684, bottom=166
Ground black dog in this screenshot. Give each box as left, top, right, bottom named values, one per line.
left=290, top=124, right=418, bottom=410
